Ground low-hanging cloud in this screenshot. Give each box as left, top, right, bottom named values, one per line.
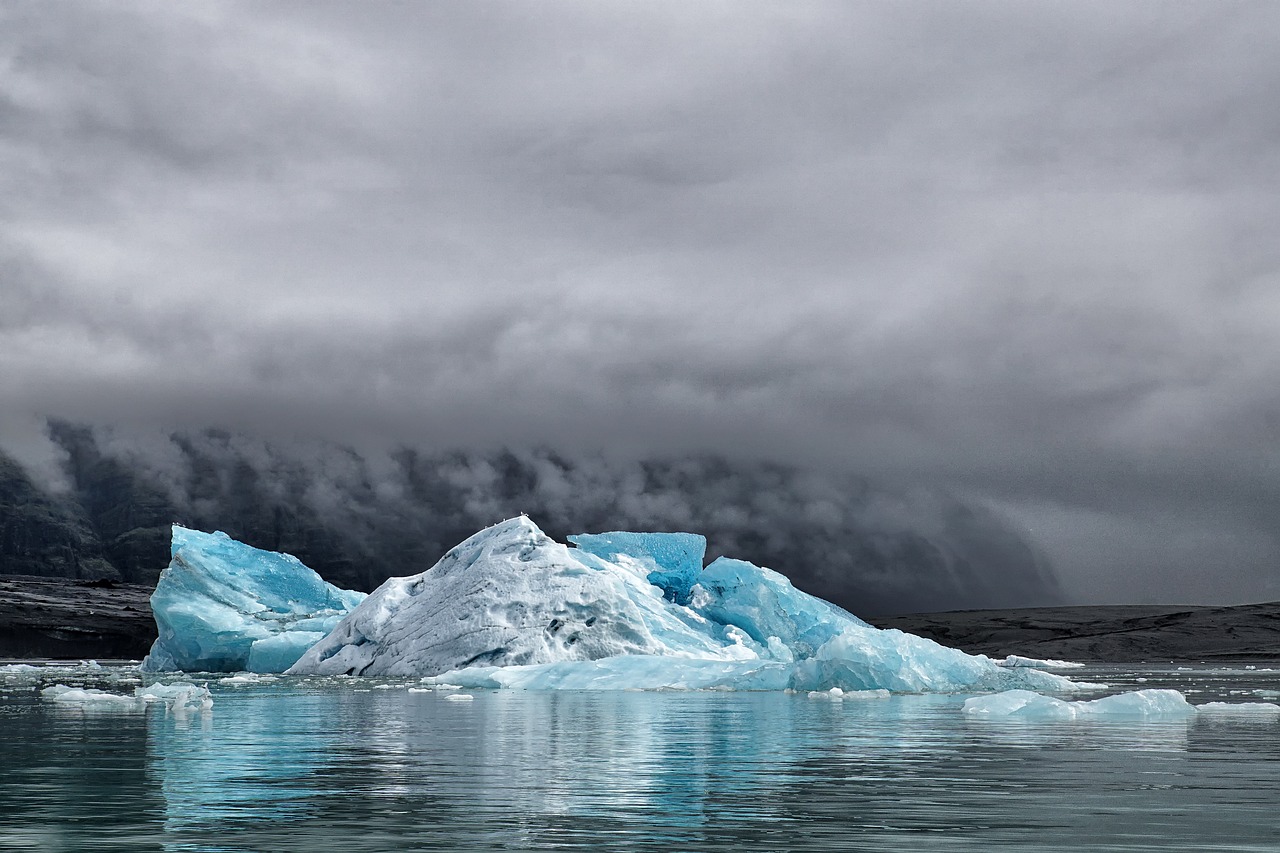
left=1, top=1, right=1278, bottom=605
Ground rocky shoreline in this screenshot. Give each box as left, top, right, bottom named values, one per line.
left=0, top=573, right=1276, bottom=663
left=0, top=575, right=156, bottom=660
left=874, top=601, right=1280, bottom=661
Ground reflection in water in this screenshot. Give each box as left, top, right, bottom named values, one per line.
left=2, top=664, right=1279, bottom=851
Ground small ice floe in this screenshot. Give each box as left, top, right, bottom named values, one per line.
left=41, top=685, right=140, bottom=708
left=994, top=655, right=1086, bottom=670
left=805, top=687, right=891, bottom=701
left=963, top=689, right=1196, bottom=719
left=220, top=673, right=274, bottom=686
left=135, top=682, right=214, bottom=713
left=42, top=682, right=213, bottom=714
left=965, top=690, right=1280, bottom=720
left=808, top=688, right=839, bottom=699
left=1196, top=701, right=1280, bottom=717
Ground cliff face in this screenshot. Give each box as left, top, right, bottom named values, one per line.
left=0, top=575, right=155, bottom=659
left=0, top=423, right=1062, bottom=615
left=0, top=456, right=119, bottom=581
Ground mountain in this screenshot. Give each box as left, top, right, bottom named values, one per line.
left=0, top=422, right=1062, bottom=615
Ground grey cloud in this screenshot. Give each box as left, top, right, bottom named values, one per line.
left=1, top=1, right=1278, bottom=605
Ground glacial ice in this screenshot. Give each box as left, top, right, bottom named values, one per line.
left=964, top=690, right=1280, bottom=719
left=568, top=531, right=706, bottom=604
left=962, top=689, right=1197, bottom=718
left=289, top=517, right=751, bottom=678
left=1196, top=701, right=1280, bottom=716
left=141, top=526, right=366, bottom=673
left=291, top=516, right=1076, bottom=694
left=995, top=655, right=1086, bottom=670
left=42, top=681, right=213, bottom=713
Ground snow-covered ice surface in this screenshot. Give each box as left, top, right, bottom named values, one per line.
left=290, top=518, right=759, bottom=678
left=142, top=525, right=366, bottom=673
left=291, top=517, right=1075, bottom=694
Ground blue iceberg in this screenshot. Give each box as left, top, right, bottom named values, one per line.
left=289, top=517, right=1077, bottom=694
left=141, top=526, right=366, bottom=673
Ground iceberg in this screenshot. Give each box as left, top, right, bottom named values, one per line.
left=290, top=517, right=1075, bottom=694
left=141, top=526, right=366, bottom=673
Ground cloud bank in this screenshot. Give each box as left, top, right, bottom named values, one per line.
left=1, top=2, right=1278, bottom=604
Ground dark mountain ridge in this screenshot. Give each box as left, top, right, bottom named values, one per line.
left=0, top=421, right=1061, bottom=616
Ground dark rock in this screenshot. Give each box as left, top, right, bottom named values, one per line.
left=873, top=601, right=1280, bottom=661
left=0, top=575, right=155, bottom=659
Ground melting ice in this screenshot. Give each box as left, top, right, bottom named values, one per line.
left=284, top=517, right=1075, bottom=694
left=142, top=526, right=366, bottom=673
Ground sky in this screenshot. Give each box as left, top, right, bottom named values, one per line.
left=2, top=0, right=1278, bottom=606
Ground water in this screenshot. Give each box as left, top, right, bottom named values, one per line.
left=2, top=662, right=1278, bottom=851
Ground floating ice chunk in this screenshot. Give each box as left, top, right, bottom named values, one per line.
left=1196, top=701, right=1280, bottom=716
left=220, top=673, right=274, bottom=686
left=692, top=557, right=870, bottom=658
left=135, top=682, right=214, bottom=713
left=42, top=684, right=141, bottom=708
left=0, top=664, right=41, bottom=673
left=568, top=531, right=705, bottom=604
left=292, top=516, right=1080, bottom=694
left=289, top=518, right=747, bottom=677
left=142, top=526, right=365, bottom=673
left=996, top=655, right=1086, bottom=670
left=963, top=689, right=1196, bottom=719
left=794, top=626, right=1075, bottom=693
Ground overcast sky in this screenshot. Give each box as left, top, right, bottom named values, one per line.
left=2, top=0, right=1278, bottom=605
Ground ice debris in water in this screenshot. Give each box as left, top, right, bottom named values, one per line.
left=963, top=689, right=1196, bottom=718
left=965, top=690, right=1280, bottom=719
left=1196, top=701, right=1280, bottom=716
left=42, top=682, right=213, bottom=713
left=142, top=525, right=366, bottom=673
left=995, top=655, right=1086, bottom=670
left=568, top=531, right=706, bottom=604
left=291, top=516, right=1076, bottom=694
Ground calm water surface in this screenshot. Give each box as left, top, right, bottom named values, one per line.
left=1, top=662, right=1278, bottom=851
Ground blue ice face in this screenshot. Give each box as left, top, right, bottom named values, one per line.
left=568, top=531, right=706, bottom=605
left=141, top=526, right=365, bottom=673
left=692, top=557, right=870, bottom=657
